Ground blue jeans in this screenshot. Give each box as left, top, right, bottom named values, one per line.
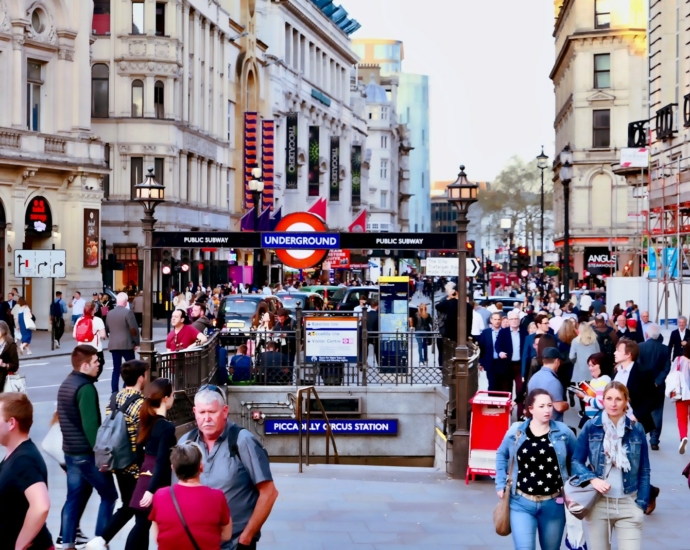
left=650, top=403, right=664, bottom=446
left=509, top=494, right=565, bottom=550
left=62, top=454, right=117, bottom=548
left=71, top=314, right=82, bottom=327
left=110, top=349, right=135, bottom=393
left=416, top=337, right=427, bottom=363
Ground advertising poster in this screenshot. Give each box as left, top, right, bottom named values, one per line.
left=305, top=316, right=358, bottom=362
left=584, top=247, right=616, bottom=276
left=326, top=249, right=350, bottom=268
left=351, top=145, right=362, bottom=206
left=308, top=126, right=320, bottom=196
left=83, top=208, right=100, bottom=268
left=285, top=112, right=298, bottom=190
left=261, top=120, right=274, bottom=210
left=329, top=136, right=340, bottom=202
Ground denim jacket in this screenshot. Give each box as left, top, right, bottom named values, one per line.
left=571, top=414, right=651, bottom=510
left=495, top=419, right=577, bottom=495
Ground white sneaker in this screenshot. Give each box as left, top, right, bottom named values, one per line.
left=85, top=537, right=108, bottom=550
left=680, top=437, right=688, bottom=455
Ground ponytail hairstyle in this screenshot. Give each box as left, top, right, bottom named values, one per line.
left=137, top=378, right=173, bottom=444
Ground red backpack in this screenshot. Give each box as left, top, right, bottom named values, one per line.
left=75, top=316, right=94, bottom=343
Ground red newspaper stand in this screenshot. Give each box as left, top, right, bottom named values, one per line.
left=466, top=390, right=513, bottom=484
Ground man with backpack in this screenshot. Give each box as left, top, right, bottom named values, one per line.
left=51, top=290, right=68, bottom=348
left=57, top=345, right=118, bottom=550
left=593, top=313, right=618, bottom=366
left=73, top=302, right=107, bottom=379
left=87, top=360, right=146, bottom=550
left=178, top=386, right=278, bottom=550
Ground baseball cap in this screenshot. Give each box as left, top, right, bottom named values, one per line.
left=542, top=347, right=564, bottom=361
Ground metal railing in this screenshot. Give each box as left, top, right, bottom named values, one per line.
left=296, top=386, right=339, bottom=472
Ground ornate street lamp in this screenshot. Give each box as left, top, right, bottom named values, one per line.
left=446, top=165, right=478, bottom=478
left=559, top=145, right=574, bottom=300
left=134, top=167, right=165, bottom=374
left=248, top=166, right=264, bottom=290
left=537, top=146, right=549, bottom=279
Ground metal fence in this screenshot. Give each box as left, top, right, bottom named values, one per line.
left=154, top=331, right=220, bottom=396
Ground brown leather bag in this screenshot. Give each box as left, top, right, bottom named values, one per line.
left=493, top=430, right=520, bottom=536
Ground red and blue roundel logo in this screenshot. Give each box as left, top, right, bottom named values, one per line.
left=272, top=212, right=329, bottom=269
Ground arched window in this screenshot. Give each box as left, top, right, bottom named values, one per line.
left=91, top=64, right=109, bottom=118
left=131, top=79, right=143, bottom=117
left=154, top=80, right=164, bottom=119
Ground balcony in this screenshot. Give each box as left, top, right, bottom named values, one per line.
left=655, top=103, right=677, bottom=141
left=627, top=120, right=647, bottom=147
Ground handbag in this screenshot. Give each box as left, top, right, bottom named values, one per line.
left=169, top=486, right=202, bottom=550
left=3, top=372, right=26, bottom=393
left=41, top=422, right=65, bottom=466
left=493, top=430, right=521, bottom=536
left=23, top=311, right=36, bottom=331
left=564, top=466, right=611, bottom=521
left=101, top=305, right=109, bottom=316
left=666, top=358, right=684, bottom=401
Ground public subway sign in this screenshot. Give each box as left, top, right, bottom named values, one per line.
left=264, top=419, right=398, bottom=435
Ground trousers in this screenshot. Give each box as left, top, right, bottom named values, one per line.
left=584, top=495, right=644, bottom=550
left=676, top=399, right=690, bottom=439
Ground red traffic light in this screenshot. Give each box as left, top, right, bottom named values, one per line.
left=517, top=246, right=528, bottom=255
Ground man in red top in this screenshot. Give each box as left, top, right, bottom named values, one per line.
left=166, top=309, right=207, bottom=352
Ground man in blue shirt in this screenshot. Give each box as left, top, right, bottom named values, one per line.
left=527, top=347, right=569, bottom=422
left=50, top=291, right=68, bottom=348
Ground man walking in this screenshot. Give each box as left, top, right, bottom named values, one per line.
left=105, top=292, right=140, bottom=393
left=478, top=312, right=503, bottom=391
left=179, top=387, right=278, bottom=549
left=366, top=300, right=380, bottom=367
left=57, top=345, right=118, bottom=549
left=74, top=302, right=107, bottom=379
left=51, top=290, right=68, bottom=348
left=527, top=347, right=569, bottom=422
left=69, top=291, right=86, bottom=327
left=495, top=310, right=526, bottom=414
left=669, top=315, right=689, bottom=360
left=638, top=324, right=671, bottom=450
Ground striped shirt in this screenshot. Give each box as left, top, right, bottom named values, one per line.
left=105, top=387, right=144, bottom=474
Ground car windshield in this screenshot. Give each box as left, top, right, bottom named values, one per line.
left=330, top=288, right=347, bottom=302
left=224, top=299, right=260, bottom=315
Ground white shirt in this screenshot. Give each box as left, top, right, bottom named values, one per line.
left=487, top=304, right=498, bottom=313
left=549, top=316, right=565, bottom=334
left=580, top=294, right=593, bottom=311
left=614, top=362, right=634, bottom=387
left=73, top=315, right=106, bottom=351
left=71, top=297, right=86, bottom=315
left=262, top=286, right=272, bottom=296
left=471, top=311, right=485, bottom=337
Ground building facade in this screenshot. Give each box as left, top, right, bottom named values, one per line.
left=551, top=0, right=647, bottom=281
left=0, top=0, right=107, bottom=328
left=352, top=38, right=431, bottom=233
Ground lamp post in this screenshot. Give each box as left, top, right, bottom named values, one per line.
left=537, top=146, right=549, bottom=282
left=500, top=217, right=512, bottom=271
left=559, top=145, right=574, bottom=300
left=249, top=166, right=264, bottom=290
left=446, top=165, right=479, bottom=478
left=134, top=167, right=165, bottom=375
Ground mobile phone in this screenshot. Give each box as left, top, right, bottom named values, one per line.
left=567, top=386, right=580, bottom=394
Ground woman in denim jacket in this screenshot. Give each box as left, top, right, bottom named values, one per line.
left=495, top=389, right=577, bottom=550
left=571, top=381, right=650, bottom=550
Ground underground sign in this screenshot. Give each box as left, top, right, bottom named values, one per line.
left=267, top=212, right=339, bottom=269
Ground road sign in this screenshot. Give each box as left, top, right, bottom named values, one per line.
left=466, top=258, right=480, bottom=277
left=14, top=249, right=66, bottom=278
left=425, top=257, right=481, bottom=277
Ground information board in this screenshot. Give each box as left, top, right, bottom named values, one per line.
left=264, top=418, right=398, bottom=435
left=305, top=316, right=358, bottom=362
left=378, top=276, right=409, bottom=336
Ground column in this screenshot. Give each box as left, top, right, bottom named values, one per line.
left=171, top=154, right=179, bottom=201
left=165, top=76, right=174, bottom=119
left=219, top=33, right=226, bottom=141
left=219, top=165, right=227, bottom=211
left=145, top=0, right=155, bottom=35
left=11, top=35, right=23, bottom=128
left=182, top=4, right=190, bottom=124
left=200, top=158, right=208, bottom=206
left=213, top=30, right=221, bottom=139
left=144, top=75, right=155, bottom=117
left=179, top=151, right=188, bottom=202
left=192, top=11, right=200, bottom=129
left=203, top=20, right=211, bottom=133
left=189, top=154, right=199, bottom=204
left=211, top=161, right=219, bottom=208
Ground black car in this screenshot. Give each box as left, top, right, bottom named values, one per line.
left=326, top=286, right=378, bottom=311
left=275, top=292, right=324, bottom=313
left=217, top=295, right=283, bottom=343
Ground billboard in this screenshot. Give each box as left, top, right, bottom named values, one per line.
left=329, top=136, right=340, bottom=201
left=308, top=125, right=320, bottom=196
left=285, top=112, right=298, bottom=190
left=351, top=145, right=362, bottom=206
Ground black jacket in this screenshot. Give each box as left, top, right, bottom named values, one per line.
left=57, top=371, right=99, bottom=455
left=626, top=362, right=657, bottom=433
left=366, top=309, right=379, bottom=336
left=638, top=335, right=671, bottom=397
left=668, top=328, right=689, bottom=361
left=435, top=298, right=458, bottom=340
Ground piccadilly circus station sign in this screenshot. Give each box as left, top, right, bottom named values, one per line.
left=264, top=212, right=338, bottom=269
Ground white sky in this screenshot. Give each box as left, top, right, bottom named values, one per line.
left=343, top=0, right=556, bottom=183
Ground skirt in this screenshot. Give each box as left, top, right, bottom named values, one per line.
left=130, top=455, right=157, bottom=511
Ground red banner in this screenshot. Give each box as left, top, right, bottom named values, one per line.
left=243, top=112, right=258, bottom=209
left=261, top=120, right=274, bottom=211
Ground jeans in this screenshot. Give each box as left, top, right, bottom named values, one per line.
left=509, top=494, right=565, bottom=550
left=101, top=471, right=137, bottom=543
left=110, top=349, right=135, bottom=393
left=62, top=454, right=117, bottom=548
left=416, top=337, right=427, bottom=363
left=650, top=403, right=664, bottom=446
left=58, top=476, right=92, bottom=538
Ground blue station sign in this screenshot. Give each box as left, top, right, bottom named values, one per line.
left=264, top=419, right=398, bottom=435
left=260, top=232, right=340, bottom=249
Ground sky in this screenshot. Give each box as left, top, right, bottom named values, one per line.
left=343, top=0, right=556, bottom=183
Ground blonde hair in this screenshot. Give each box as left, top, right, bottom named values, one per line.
left=557, top=318, right=578, bottom=345
left=577, top=322, right=598, bottom=346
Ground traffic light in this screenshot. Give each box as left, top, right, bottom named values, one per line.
left=161, top=249, right=172, bottom=275
left=517, top=246, right=530, bottom=272
left=509, top=248, right=519, bottom=271
left=466, top=240, right=475, bottom=253
left=486, top=259, right=493, bottom=273
left=180, top=250, right=190, bottom=272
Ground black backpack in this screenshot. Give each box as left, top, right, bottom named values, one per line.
left=50, top=300, right=62, bottom=318
left=596, top=327, right=615, bottom=356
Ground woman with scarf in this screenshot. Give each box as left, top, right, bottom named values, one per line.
left=571, top=381, right=651, bottom=549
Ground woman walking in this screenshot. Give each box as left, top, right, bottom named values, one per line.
left=571, top=381, right=650, bottom=549
left=569, top=322, right=600, bottom=382
left=16, top=297, right=34, bottom=355
left=495, top=388, right=577, bottom=550
left=411, top=303, right=432, bottom=366
left=0, top=320, right=19, bottom=392
left=668, top=342, right=690, bottom=454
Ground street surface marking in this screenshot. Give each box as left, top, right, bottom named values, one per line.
left=27, top=379, right=110, bottom=390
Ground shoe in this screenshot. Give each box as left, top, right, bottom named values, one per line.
left=651, top=444, right=660, bottom=451
left=75, top=529, right=89, bottom=548
left=85, top=536, right=108, bottom=550
left=645, top=486, right=660, bottom=515
left=55, top=339, right=60, bottom=348
left=26, top=349, right=32, bottom=355
left=680, top=437, right=688, bottom=455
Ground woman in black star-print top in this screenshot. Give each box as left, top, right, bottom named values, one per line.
left=495, top=388, right=577, bottom=550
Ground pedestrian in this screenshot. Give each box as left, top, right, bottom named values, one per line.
left=258, top=340, right=291, bottom=385
left=0, top=392, right=53, bottom=550
left=229, top=344, right=254, bottom=384
left=69, top=291, right=86, bottom=327
left=495, top=310, right=526, bottom=403
left=132, top=291, right=144, bottom=327
left=51, top=290, right=68, bottom=348
left=262, top=280, right=272, bottom=296
left=166, top=309, right=206, bottom=352
left=366, top=300, right=381, bottom=368
left=556, top=318, right=577, bottom=358
left=571, top=381, right=651, bottom=549
left=0, top=321, right=19, bottom=393
left=178, top=386, right=278, bottom=549
left=668, top=315, right=689, bottom=361
left=190, top=302, right=213, bottom=336
left=87, top=360, right=147, bottom=550
left=637, top=324, right=671, bottom=451
left=273, top=308, right=297, bottom=366
left=495, top=388, right=577, bottom=550
left=521, top=313, right=551, bottom=381
left=410, top=303, right=432, bottom=366
left=106, top=292, right=140, bottom=394
left=527, top=348, right=570, bottom=422
left=16, top=297, right=34, bottom=355
left=572, top=352, right=615, bottom=428
left=172, top=291, right=189, bottom=312
left=639, top=310, right=652, bottom=341
left=569, top=322, right=601, bottom=382
left=667, top=341, right=690, bottom=454
left=74, top=302, right=107, bottom=379
left=625, top=318, right=644, bottom=344
left=57, top=345, right=118, bottom=549
left=149, top=442, right=232, bottom=550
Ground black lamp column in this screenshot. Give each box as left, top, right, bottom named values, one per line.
left=537, top=146, right=549, bottom=283
left=559, top=145, right=574, bottom=300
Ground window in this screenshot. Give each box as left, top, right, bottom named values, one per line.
left=114, top=246, right=138, bottom=260
left=380, top=159, right=388, bottom=179
left=31, top=9, right=46, bottom=34
left=381, top=106, right=389, bottom=120
left=130, top=157, right=143, bottom=199
left=594, top=54, right=610, bottom=89
left=380, top=192, right=387, bottom=209
left=155, top=3, right=165, bottom=36
left=131, top=79, right=143, bottom=117
left=227, top=100, right=232, bottom=141
left=421, top=129, right=426, bottom=145
left=103, top=143, right=110, bottom=199
left=381, top=135, right=388, bottom=148
left=595, top=0, right=610, bottom=29
left=421, top=173, right=425, bottom=188
left=26, top=61, right=43, bottom=132
left=154, top=157, right=164, bottom=186
left=93, top=0, right=110, bottom=34
left=593, top=109, right=610, bottom=148
left=91, top=64, right=109, bottom=117
left=132, top=0, right=144, bottom=34
left=154, top=80, right=164, bottom=118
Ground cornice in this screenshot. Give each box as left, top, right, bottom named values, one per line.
left=554, top=94, right=573, bottom=130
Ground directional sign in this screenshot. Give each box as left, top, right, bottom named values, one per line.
left=425, top=257, right=481, bottom=277
left=14, top=250, right=66, bottom=278
left=466, top=258, right=481, bottom=277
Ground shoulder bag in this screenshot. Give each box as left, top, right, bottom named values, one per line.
left=564, top=465, right=610, bottom=520
left=169, top=486, right=202, bottom=550
left=493, top=430, right=521, bottom=536
left=23, top=310, right=36, bottom=331
left=3, top=372, right=26, bottom=393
